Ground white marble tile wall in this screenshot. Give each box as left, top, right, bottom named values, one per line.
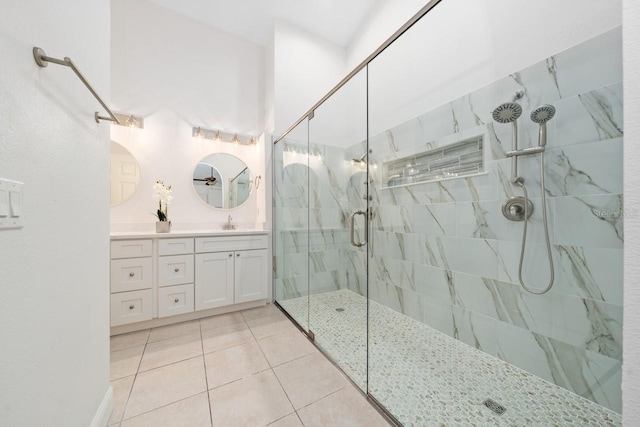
left=363, top=27, right=623, bottom=413
left=274, top=26, right=623, bottom=416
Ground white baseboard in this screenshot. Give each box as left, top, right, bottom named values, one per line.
left=90, top=385, right=114, bottom=427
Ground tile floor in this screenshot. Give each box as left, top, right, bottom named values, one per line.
left=109, top=304, right=390, bottom=426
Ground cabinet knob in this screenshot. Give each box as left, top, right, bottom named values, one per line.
left=129, top=272, right=135, bottom=277
left=237, top=253, right=240, bottom=257
left=174, top=298, right=179, bottom=303
left=229, top=253, right=232, bottom=257
left=174, top=267, right=180, bottom=272
left=129, top=304, right=135, bottom=310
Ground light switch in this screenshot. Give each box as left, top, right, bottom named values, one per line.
left=0, top=178, right=24, bottom=230
left=0, top=189, right=8, bottom=217
left=9, top=190, right=21, bottom=217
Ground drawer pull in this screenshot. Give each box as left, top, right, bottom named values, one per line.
left=237, top=253, right=240, bottom=257
left=174, top=298, right=179, bottom=303
left=129, top=272, right=135, bottom=277
left=174, top=267, right=180, bottom=272
left=229, top=253, right=232, bottom=257
left=129, top=304, right=135, bottom=310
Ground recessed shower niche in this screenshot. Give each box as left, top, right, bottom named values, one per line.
left=381, top=134, right=484, bottom=188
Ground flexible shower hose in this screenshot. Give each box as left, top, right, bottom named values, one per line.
left=515, top=155, right=554, bottom=294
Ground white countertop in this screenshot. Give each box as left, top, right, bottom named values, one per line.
left=110, top=229, right=271, bottom=240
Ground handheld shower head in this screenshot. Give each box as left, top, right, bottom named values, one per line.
left=530, top=104, right=556, bottom=147
left=492, top=102, right=522, bottom=124
left=530, top=105, right=556, bottom=124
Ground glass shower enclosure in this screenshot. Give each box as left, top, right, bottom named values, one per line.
left=274, top=1, right=623, bottom=425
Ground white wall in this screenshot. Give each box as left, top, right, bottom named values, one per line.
left=110, top=0, right=266, bottom=230
left=346, top=0, right=427, bottom=69
left=623, top=0, right=640, bottom=423
left=273, top=20, right=347, bottom=138
left=0, top=0, right=111, bottom=425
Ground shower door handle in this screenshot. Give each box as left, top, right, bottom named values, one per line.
left=349, top=210, right=368, bottom=247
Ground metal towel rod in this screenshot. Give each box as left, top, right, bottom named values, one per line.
left=32, top=47, right=120, bottom=124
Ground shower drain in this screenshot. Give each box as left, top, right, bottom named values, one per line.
left=483, top=399, right=506, bottom=415
left=335, top=308, right=345, bottom=312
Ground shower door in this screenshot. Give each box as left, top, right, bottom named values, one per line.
left=274, top=119, right=310, bottom=331
left=306, top=68, right=369, bottom=390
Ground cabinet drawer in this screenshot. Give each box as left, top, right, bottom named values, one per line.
left=158, top=254, right=194, bottom=287
left=195, top=235, right=268, bottom=253
left=158, top=238, right=194, bottom=256
left=110, top=289, right=152, bottom=326
left=111, top=240, right=152, bottom=259
left=158, top=284, right=194, bottom=318
left=110, top=257, right=152, bottom=293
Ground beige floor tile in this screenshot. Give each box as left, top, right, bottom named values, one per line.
left=258, top=329, right=316, bottom=367
left=108, top=375, right=135, bottom=426
left=247, top=313, right=298, bottom=340
left=200, top=312, right=245, bottom=331
left=267, top=413, right=304, bottom=427
left=124, top=357, right=207, bottom=419
left=120, top=392, right=211, bottom=427
left=273, top=352, right=349, bottom=410
left=208, top=370, right=294, bottom=426
left=110, top=345, right=145, bottom=381
left=111, top=330, right=150, bottom=352
left=139, top=332, right=202, bottom=372
left=204, top=341, right=270, bottom=389
left=147, top=320, right=201, bottom=343
left=241, top=304, right=282, bottom=321
left=201, top=322, right=254, bottom=354
left=297, top=386, right=390, bottom=427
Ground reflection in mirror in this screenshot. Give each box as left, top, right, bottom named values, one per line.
left=110, top=141, right=140, bottom=206
left=193, top=153, right=252, bottom=209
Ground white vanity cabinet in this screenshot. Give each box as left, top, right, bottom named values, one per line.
left=110, top=231, right=270, bottom=333
left=110, top=239, right=153, bottom=326
left=195, top=235, right=268, bottom=310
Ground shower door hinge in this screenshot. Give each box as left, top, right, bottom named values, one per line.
left=307, top=330, right=315, bottom=342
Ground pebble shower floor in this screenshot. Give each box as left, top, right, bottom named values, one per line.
left=279, top=289, right=622, bottom=426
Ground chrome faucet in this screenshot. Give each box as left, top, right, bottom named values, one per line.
left=223, top=214, right=236, bottom=230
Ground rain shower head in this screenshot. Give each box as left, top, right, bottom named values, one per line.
left=492, top=102, right=523, bottom=123
left=530, top=104, right=556, bottom=123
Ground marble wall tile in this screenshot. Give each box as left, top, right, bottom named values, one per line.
left=412, top=203, right=457, bottom=236
left=413, top=264, right=454, bottom=304
left=554, top=245, right=623, bottom=305
left=553, top=28, right=622, bottom=101
left=496, top=239, right=558, bottom=287
left=493, top=280, right=554, bottom=338
left=423, top=297, right=456, bottom=337
left=452, top=306, right=497, bottom=355
left=553, top=194, right=623, bottom=249
left=552, top=294, right=622, bottom=360
left=440, top=237, right=499, bottom=280
left=555, top=82, right=623, bottom=147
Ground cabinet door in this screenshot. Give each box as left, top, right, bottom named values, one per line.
left=195, top=252, right=234, bottom=310
left=234, top=249, right=268, bottom=303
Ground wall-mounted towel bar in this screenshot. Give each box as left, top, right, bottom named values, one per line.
left=32, top=47, right=120, bottom=124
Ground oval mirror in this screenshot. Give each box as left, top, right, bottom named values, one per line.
left=110, top=141, right=140, bottom=206
left=193, top=153, right=253, bottom=209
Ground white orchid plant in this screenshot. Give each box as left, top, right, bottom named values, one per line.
left=152, top=180, right=173, bottom=222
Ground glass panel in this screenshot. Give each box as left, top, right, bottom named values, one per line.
left=307, top=68, right=369, bottom=390
left=367, top=1, right=622, bottom=425
left=274, top=119, right=310, bottom=331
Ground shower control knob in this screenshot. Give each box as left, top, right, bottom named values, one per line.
left=502, top=197, right=534, bottom=221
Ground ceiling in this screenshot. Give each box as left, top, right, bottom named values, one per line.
left=146, top=0, right=381, bottom=47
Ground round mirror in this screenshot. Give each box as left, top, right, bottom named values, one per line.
left=110, top=141, right=140, bottom=206
left=193, top=153, right=252, bottom=209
